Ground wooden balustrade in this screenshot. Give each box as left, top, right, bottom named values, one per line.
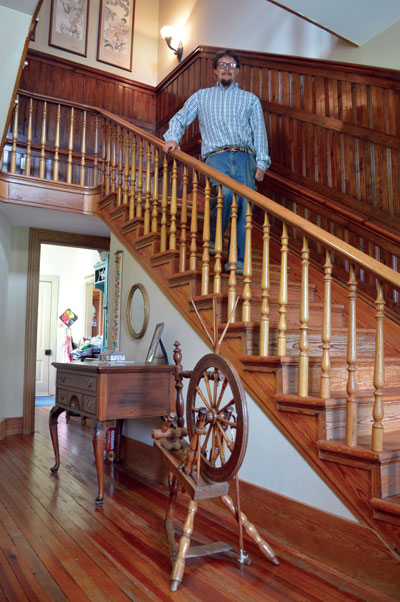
left=3, top=91, right=400, bottom=454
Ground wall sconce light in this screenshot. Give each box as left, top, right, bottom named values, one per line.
left=160, top=26, right=183, bottom=62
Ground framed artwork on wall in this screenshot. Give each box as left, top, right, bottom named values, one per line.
left=97, top=0, right=135, bottom=72
left=49, top=0, right=89, bottom=57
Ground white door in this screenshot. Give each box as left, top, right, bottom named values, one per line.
left=36, top=275, right=59, bottom=396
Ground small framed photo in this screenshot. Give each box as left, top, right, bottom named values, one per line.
left=145, top=323, right=168, bottom=364
left=97, top=0, right=135, bottom=71
left=49, top=0, right=89, bottom=57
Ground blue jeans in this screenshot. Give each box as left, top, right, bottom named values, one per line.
left=205, top=150, right=256, bottom=263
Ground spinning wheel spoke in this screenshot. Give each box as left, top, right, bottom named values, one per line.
left=187, top=354, right=248, bottom=482
left=215, top=378, right=229, bottom=411
left=195, top=385, right=212, bottom=410
left=201, top=423, right=212, bottom=455
left=215, top=419, right=235, bottom=452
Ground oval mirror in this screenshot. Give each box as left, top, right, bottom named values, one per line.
left=126, top=283, right=149, bottom=339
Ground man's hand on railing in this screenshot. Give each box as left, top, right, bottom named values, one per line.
left=163, top=140, right=180, bottom=153
left=255, top=168, right=265, bottom=182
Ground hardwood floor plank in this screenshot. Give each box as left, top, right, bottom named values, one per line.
left=0, top=408, right=377, bottom=601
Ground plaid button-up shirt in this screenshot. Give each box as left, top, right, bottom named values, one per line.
left=163, top=82, right=271, bottom=172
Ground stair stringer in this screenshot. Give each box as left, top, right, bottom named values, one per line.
left=98, top=194, right=400, bottom=564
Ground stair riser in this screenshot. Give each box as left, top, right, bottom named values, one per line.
left=326, top=401, right=400, bottom=440
left=279, top=362, right=400, bottom=395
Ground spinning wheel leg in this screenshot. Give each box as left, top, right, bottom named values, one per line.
left=170, top=500, right=198, bottom=592
left=220, top=495, right=279, bottom=566
left=165, top=474, right=179, bottom=563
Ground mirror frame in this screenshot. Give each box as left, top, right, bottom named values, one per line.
left=126, top=283, right=149, bottom=339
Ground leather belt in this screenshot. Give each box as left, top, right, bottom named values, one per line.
left=206, top=146, right=254, bottom=159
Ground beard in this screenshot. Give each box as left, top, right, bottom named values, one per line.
left=220, top=76, right=233, bottom=88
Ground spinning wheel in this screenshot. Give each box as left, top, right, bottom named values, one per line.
left=152, top=298, right=278, bottom=592
left=186, top=353, right=248, bottom=483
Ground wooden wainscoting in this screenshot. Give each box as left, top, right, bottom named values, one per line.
left=21, top=50, right=156, bottom=132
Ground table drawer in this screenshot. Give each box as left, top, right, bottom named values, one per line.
left=56, top=388, right=83, bottom=411
left=83, top=394, right=97, bottom=415
left=57, top=371, right=97, bottom=393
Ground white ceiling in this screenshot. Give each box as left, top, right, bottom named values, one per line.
left=0, top=0, right=38, bottom=15
left=267, top=0, right=400, bottom=45
left=0, top=202, right=110, bottom=237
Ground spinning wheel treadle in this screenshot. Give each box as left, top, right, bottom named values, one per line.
left=186, top=353, right=248, bottom=483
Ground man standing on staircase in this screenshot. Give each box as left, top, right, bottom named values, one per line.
left=162, top=49, right=270, bottom=273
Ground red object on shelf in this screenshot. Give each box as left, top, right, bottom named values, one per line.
left=104, top=427, right=116, bottom=462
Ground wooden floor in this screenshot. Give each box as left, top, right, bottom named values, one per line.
left=0, top=408, right=372, bottom=601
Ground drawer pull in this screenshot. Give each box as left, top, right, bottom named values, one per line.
left=59, top=375, right=66, bottom=383
left=86, top=379, right=93, bottom=388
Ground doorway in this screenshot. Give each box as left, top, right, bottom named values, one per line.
left=24, top=229, right=110, bottom=434
left=34, top=243, right=108, bottom=405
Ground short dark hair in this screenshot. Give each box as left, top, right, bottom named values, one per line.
left=213, top=49, right=240, bottom=69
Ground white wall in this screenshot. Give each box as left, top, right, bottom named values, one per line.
left=30, top=0, right=160, bottom=86
left=40, top=244, right=101, bottom=363
left=0, top=6, right=31, bottom=143
left=157, top=0, right=400, bottom=81
left=108, top=233, right=357, bottom=522
left=0, top=221, right=29, bottom=419
left=0, top=211, right=13, bottom=424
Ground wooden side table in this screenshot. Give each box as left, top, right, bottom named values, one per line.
left=50, top=360, right=178, bottom=505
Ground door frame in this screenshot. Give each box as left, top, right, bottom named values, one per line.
left=23, top=228, right=110, bottom=434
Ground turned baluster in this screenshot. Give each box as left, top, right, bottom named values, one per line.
left=277, top=222, right=289, bottom=356
left=160, top=154, right=168, bottom=251
left=227, top=192, right=238, bottom=322
left=179, top=165, right=188, bottom=272
left=213, top=184, right=223, bottom=293
left=122, top=129, right=129, bottom=204
left=298, top=236, right=310, bottom=397
left=129, top=133, right=136, bottom=219
left=39, top=100, right=47, bottom=179
left=143, top=141, right=152, bottom=233
left=259, top=210, right=270, bottom=356
left=111, top=124, right=117, bottom=194
left=189, top=170, right=198, bottom=271
left=80, top=110, right=87, bottom=186
left=372, top=281, right=385, bottom=452
left=93, top=115, right=99, bottom=186
left=117, top=126, right=123, bottom=205
left=321, top=250, right=333, bottom=399
left=346, top=265, right=358, bottom=447
left=201, top=178, right=211, bottom=296
left=136, top=138, right=143, bottom=218
left=151, top=147, right=159, bottom=233
left=100, top=118, right=107, bottom=187
left=241, top=200, right=253, bottom=323
left=10, top=96, right=19, bottom=174
left=105, top=121, right=111, bottom=194
left=52, top=103, right=61, bottom=181
left=25, top=97, right=33, bottom=177
left=169, top=159, right=178, bottom=250
left=66, top=106, right=74, bottom=184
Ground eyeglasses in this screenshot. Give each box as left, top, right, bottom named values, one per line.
left=216, top=61, right=237, bottom=69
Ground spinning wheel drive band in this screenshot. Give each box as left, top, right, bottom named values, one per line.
left=186, top=354, right=248, bottom=482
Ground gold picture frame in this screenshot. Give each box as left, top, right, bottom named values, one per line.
left=49, top=0, right=89, bottom=57
left=97, top=0, right=135, bottom=71
left=126, top=283, right=149, bottom=339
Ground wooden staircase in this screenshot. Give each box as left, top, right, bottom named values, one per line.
left=3, top=89, right=400, bottom=594
left=98, top=189, right=400, bottom=564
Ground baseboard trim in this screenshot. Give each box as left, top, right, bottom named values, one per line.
left=121, top=435, right=400, bottom=601
left=4, top=417, right=23, bottom=437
